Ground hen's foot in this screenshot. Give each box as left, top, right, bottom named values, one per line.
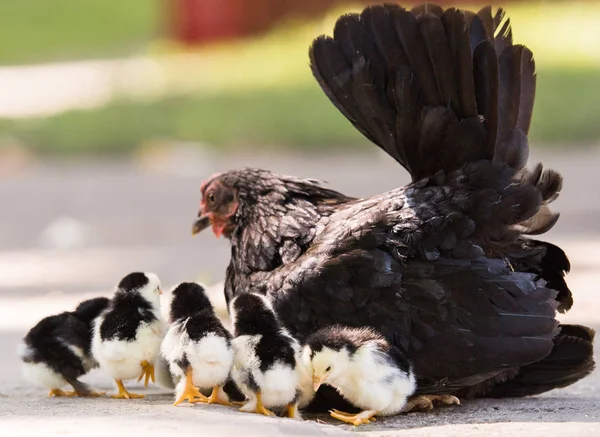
left=402, top=395, right=460, bottom=413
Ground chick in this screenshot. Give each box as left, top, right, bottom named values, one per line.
left=161, top=282, right=233, bottom=406
left=305, top=325, right=419, bottom=426
left=92, top=272, right=164, bottom=399
left=20, top=297, right=109, bottom=397
left=230, top=292, right=311, bottom=419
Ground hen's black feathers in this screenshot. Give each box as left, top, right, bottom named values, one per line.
left=483, top=324, right=595, bottom=397
left=310, top=3, right=542, bottom=185
left=309, top=1, right=565, bottom=270
left=442, top=8, right=477, bottom=117
left=472, top=39, right=498, bottom=156
left=211, top=3, right=591, bottom=407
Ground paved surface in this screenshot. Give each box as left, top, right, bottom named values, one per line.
left=1, top=148, right=599, bottom=436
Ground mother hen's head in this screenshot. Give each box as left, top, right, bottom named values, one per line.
left=192, top=167, right=347, bottom=240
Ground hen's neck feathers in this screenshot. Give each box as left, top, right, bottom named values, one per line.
left=225, top=175, right=350, bottom=298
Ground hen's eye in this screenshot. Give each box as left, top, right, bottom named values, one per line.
left=325, top=366, right=331, bottom=372
left=207, top=192, right=216, bottom=204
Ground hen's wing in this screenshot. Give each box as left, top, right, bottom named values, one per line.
left=269, top=241, right=558, bottom=389
left=263, top=165, right=567, bottom=390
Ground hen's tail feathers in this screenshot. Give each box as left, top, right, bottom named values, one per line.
left=484, top=324, right=595, bottom=398
left=311, top=3, right=562, bottom=239
left=310, top=4, right=535, bottom=181
left=507, top=239, right=573, bottom=312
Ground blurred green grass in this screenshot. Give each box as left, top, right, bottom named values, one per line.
left=0, top=1, right=599, bottom=155
left=2, top=66, right=597, bottom=156
left=0, top=85, right=361, bottom=156
left=0, top=0, right=159, bottom=65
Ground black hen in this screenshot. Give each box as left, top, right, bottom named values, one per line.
left=191, top=4, right=594, bottom=404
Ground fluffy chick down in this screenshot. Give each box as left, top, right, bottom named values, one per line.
left=161, top=282, right=233, bottom=406
left=306, top=325, right=416, bottom=425
left=230, top=292, right=313, bottom=419
left=92, top=272, right=165, bottom=398
left=20, top=297, right=109, bottom=396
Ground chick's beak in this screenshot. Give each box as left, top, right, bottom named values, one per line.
left=313, top=375, right=326, bottom=392
left=192, top=214, right=211, bottom=236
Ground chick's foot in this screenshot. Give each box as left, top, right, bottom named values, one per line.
left=329, top=409, right=377, bottom=426
left=206, top=385, right=232, bottom=406
left=48, top=389, right=76, bottom=397
left=286, top=402, right=302, bottom=420
left=173, top=368, right=207, bottom=406
left=137, top=360, right=155, bottom=387
left=239, top=393, right=276, bottom=416
left=111, top=380, right=144, bottom=399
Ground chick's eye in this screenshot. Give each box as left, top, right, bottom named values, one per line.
left=207, top=191, right=216, bottom=204
left=325, top=366, right=331, bottom=372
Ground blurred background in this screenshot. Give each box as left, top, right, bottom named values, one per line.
left=1, top=0, right=600, bottom=381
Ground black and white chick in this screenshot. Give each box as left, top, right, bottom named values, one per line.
left=161, top=282, right=234, bottom=406
left=92, top=272, right=165, bottom=399
left=230, top=292, right=313, bottom=419
left=305, top=325, right=435, bottom=426
left=19, top=297, right=110, bottom=397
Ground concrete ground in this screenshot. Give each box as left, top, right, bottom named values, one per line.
left=1, top=148, right=599, bottom=436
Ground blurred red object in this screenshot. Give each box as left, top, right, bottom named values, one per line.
left=168, top=0, right=368, bottom=45
left=167, top=0, right=492, bottom=45
left=168, top=0, right=242, bottom=44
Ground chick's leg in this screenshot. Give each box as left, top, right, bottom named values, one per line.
left=239, top=392, right=275, bottom=416
left=67, top=378, right=105, bottom=397
left=286, top=402, right=302, bottom=420
left=402, top=395, right=460, bottom=413
left=110, top=380, right=144, bottom=399
left=48, top=388, right=76, bottom=397
left=137, top=360, right=155, bottom=387
left=206, top=385, right=232, bottom=406
left=173, top=367, right=207, bottom=406
left=329, top=409, right=377, bottom=426
left=255, top=392, right=276, bottom=416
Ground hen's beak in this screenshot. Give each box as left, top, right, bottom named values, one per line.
left=313, top=375, right=326, bottom=392
left=192, top=215, right=211, bottom=236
